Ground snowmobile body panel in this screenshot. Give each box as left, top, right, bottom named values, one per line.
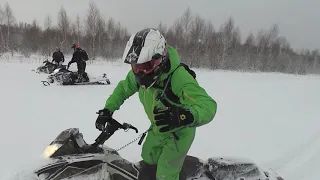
left=44, top=68, right=111, bottom=86
left=34, top=128, right=284, bottom=180
left=35, top=61, right=66, bottom=74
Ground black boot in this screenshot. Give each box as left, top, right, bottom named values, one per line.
left=138, top=161, right=157, bottom=180
left=83, top=72, right=89, bottom=82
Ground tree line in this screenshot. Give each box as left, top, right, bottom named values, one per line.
left=0, top=2, right=129, bottom=60
left=0, top=2, right=319, bottom=74
left=160, top=8, right=319, bottom=74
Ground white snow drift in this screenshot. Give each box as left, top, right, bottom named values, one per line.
left=0, top=56, right=319, bottom=180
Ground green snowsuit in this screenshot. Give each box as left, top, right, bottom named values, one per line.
left=104, top=45, right=217, bottom=180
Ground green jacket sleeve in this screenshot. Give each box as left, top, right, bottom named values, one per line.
left=104, top=70, right=138, bottom=112
left=171, top=67, right=217, bottom=127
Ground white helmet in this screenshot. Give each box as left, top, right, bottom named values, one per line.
left=122, top=28, right=168, bottom=89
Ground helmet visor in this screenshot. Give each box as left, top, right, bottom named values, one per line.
left=131, top=58, right=162, bottom=74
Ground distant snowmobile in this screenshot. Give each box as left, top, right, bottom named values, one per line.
left=33, top=60, right=66, bottom=74
left=42, top=67, right=111, bottom=86
left=33, top=118, right=284, bottom=180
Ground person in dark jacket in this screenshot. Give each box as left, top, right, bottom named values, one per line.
left=67, top=44, right=89, bottom=82
left=52, top=47, right=65, bottom=66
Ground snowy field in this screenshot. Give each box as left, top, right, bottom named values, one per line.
left=1, top=54, right=320, bottom=180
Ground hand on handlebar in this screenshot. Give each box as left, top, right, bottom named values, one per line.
left=92, top=111, right=139, bottom=146
left=95, top=109, right=138, bottom=133
left=99, top=121, right=138, bottom=133
left=95, top=109, right=113, bottom=131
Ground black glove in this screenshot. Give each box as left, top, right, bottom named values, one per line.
left=153, top=106, right=194, bottom=132
left=95, top=109, right=113, bottom=131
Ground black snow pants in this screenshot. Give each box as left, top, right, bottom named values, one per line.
left=77, top=61, right=89, bottom=82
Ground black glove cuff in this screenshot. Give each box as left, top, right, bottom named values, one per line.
left=97, top=109, right=113, bottom=117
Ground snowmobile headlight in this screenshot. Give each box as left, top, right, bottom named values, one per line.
left=42, top=144, right=62, bottom=158
left=52, top=68, right=60, bottom=74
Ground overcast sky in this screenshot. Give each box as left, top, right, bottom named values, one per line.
left=1, top=0, right=319, bottom=51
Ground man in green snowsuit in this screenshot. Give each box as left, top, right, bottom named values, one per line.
left=95, top=28, right=217, bottom=180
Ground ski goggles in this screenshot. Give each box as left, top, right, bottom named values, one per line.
left=131, top=58, right=162, bottom=74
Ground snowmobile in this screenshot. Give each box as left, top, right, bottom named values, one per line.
left=33, top=60, right=66, bottom=74
left=42, top=67, right=111, bottom=86
left=33, top=118, right=284, bottom=180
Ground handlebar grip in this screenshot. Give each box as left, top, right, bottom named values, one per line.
left=123, top=123, right=131, bottom=129
left=122, top=123, right=138, bottom=133
left=130, top=125, right=138, bottom=133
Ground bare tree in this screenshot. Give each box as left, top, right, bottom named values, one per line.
left=30, top=19, right=41, bottom=52
left=70, top=23, right=77, bottom=44
left=106, top=17, right=115, bottom=41
left=85, top=1, right=101, bottom=59
left=189, top=14, right=206, bottom=67
left=75, top=15, right=81, bottom=44
left=57, top=6, right=70, bottom=50
left=202, top=20, right=218, bottom=69
left=172, top=19, right=183, bottom=50
left=96, top=16, right=106, bottom=55
left=243, top=33, right=255, bottom=69
left=0, top=5, right=5, bottom=52
left=42, top=15, right=54, bottom=58
left=180, top=7, right=192, bottom=46
left=310, top=49, right=319, bottom=72
left=44, top=15, right=52, bottom=30
left=157, top=21, right=167, bottom=35
left=266, top=24, right=279, bottom=70
left=4, top=2, right=15, bottom=52
left=219, top=17, right=234, bottom=68
left=231, top=27, right=242, bottom=69
left=104, top=17, right=116, bottom=57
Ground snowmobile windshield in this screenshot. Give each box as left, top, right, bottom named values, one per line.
left=50, top=128, right=79, bottom=144
left=42, top=128, right=80, bottom=158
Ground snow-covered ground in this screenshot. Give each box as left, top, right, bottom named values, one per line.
left=0, top=55, right=319, bottom=180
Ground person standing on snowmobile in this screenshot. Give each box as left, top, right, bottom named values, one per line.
left=52, top=47, right=64, bottom=66
left=95, top=28, right=217, bottom=180
left=67, top=44, right=89, bottom=82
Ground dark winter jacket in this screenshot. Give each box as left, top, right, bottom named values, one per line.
left=68, top=48, right=88, bottom=66
left=68, top=48, right=89, bottom=72
left=52, top=51, right=65, bottom=63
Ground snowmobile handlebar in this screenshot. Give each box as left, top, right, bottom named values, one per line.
left=92, top=118, right=138, bottom=147
left=121, top=122, right=138, bottom=133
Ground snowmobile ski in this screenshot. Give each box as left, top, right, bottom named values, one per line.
left=64, top=80, right=110, bottom=86
left=42, top=80, right=110, bottom=86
